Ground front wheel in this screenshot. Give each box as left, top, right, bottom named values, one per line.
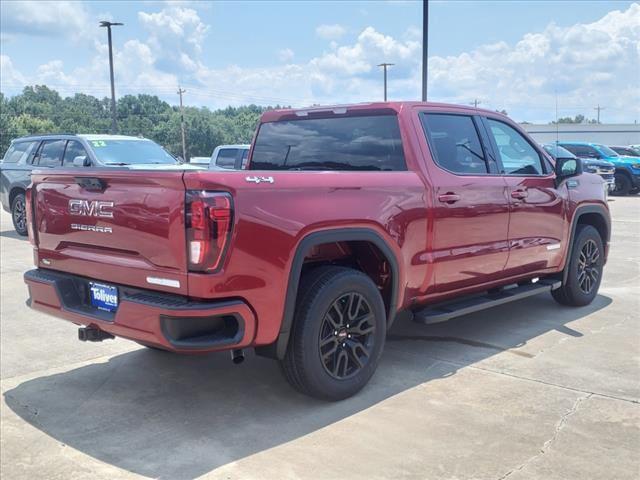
left=552, top=225, right=604, bottom=306
left=11, top=193, right=28, bottom=236
left=613, top=173, right=631, bottom=196
left=281, top=266, right=386, bottom=401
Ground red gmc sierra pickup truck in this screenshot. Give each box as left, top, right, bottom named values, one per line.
left=24, top=102, right=610, bottom=400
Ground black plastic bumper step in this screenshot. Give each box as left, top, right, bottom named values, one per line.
left=413, top=279, right=561, bottom=325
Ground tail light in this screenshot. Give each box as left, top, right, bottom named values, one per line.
left=25, top=187, right=36, bottom=246
left=186, top=191, right=233, bottom=272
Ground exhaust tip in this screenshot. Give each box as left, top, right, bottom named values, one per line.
left=230, top=349, right=245, bottom=364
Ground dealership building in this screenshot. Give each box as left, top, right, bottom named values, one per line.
left=521, top=123, right=640, bottom=146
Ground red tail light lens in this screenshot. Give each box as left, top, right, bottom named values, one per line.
left=186, top=191, right=233, bottom=272
left=25, top=187, right=36, bottom=246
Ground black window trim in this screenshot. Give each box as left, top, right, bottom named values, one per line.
left=481, top=116, right=553, bottom=178
left=419, top=111, right=498, bottom=177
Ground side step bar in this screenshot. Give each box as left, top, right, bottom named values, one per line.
left=413, top=279, right=561, bottom=325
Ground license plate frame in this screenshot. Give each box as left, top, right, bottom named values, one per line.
left=89, top=282, right=119, bottom=312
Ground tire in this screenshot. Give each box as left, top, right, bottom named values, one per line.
left=11, top=192, right=28, bottom=236
left=281, top=266, right=387, bottom=401
left=552, top=225, right=604, bottom=306
left=612, top=173, right=631, bottom=196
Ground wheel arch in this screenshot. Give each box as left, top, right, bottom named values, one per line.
left=9, top=186, right=26, bottom=207
left=564, top=204, right=610, bottom=284
left=261, top=228, right=401, bottom=360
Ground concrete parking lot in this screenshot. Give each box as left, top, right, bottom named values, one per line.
left=1, top=198, right=638, bottom=480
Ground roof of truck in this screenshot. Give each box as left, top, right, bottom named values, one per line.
left=260, top=101, right=504, bottom=123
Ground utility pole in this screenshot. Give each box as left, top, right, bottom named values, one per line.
left=594, top=104, right=605, bottom=124
left=470, top=99, right=481, bottom=108
left=377, top=63, right=394, bottom=101
left=99, top=21, right=123, bottom=134
left=177, top=87, right=187, bottom=162
left=421, top=0, right=429, bottom=101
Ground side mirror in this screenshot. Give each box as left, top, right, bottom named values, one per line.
left=73, top=155, right=90, bottom=167
left=555, top=157, right=582, bottom=185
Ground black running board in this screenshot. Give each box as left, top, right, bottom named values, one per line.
left=413, top=279, right=561, bottom=325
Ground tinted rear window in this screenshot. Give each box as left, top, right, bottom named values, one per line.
left=216, top=148, right=239, bottom=169
left=251, top=115, right=406, bottom=171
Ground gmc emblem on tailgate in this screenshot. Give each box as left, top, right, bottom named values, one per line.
left=68, top=199, right=114, bottom=218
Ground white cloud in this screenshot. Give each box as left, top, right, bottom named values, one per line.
left=316, top=24, right=346, bottom=40
left=0, top=55, right=26, bottom=86
left=2, top=3, right=639, bottom=123
left=0, top=1, right=93, bottom=41
left=138, top=4, right=209, bottom=76
left=278, top=48, right=295, bottom=62
left=427, top=3, right=640, bottom=121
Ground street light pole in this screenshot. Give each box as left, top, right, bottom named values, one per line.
left=177, top=87, right=187, bottom=162
left=422, top=0, right=429, bottom=101
left=100, top=21, right=123, bottom=134
left=377, top=63, right=394, bottom=101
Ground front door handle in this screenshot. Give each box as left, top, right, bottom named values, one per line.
left=511, top=189, right=528, bottom=199
left=438, top=193, right=461, bottom=204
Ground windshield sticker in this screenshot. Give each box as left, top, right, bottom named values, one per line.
left=91, top=140, right=107, bottom=147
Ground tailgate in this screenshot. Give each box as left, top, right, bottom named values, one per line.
left=31, top=169, right=189, bottom=295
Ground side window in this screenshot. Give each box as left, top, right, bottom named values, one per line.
left=37, top=140, right=65, bottom=167
left=216, top=148, right=237, bottom=169
left=2, top=141, right=37, bottom=164
left=63, top=140, right=90, bottom=167
left=563, top=145, right=594, bottom=158
left=421, top=114, right=488, bottom=174
left=487, top=119, right=545, bottom=175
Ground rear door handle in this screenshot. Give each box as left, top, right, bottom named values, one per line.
left=511, top=189, right=528, bottom=199
left=438, top=193, right=461, bottom=204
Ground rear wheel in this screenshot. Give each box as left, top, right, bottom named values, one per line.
left=281, top=266, right=386, bottom=401
left=613, top=173, right=632, bottom=196
left=11, top=192, right=28, bottom=236
left=552, top=225, right=603, bottom=306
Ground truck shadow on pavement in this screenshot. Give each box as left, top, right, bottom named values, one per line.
left=4, top=293, right=612, bottom=479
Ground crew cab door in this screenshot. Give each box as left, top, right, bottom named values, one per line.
left=482, top=117, right=565, bottom=274
left=418, top=111, right=510, bottom=292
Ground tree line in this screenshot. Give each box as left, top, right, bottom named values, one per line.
left=0, top=85, right=282, bottom=159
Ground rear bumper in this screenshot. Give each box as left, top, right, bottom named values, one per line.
left=24, top=269, right=256, bottom=353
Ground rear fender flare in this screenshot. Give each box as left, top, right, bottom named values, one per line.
left=272, top=228, right=400, bottom=359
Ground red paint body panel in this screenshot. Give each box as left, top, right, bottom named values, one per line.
left=25, top=102, right=610, bottom=353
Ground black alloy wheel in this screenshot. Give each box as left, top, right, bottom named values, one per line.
left=319, top=292, right=376, bottom=380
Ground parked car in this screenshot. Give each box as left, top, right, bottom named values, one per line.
left=209, top=144, right=250, bottom=170
left=24, top=103, right=610, bottom=400
left=559, top=142, right=640, bottom=196
left=542, top=143, right=614, bottom=192
left=0, top=134, right=187, bottom=235
left=610, top=145, right=640, bottom=157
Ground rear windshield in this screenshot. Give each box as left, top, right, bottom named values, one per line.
left=250, top=115, right=406, bottom=171
left=87, top=139, right=178, bottom=165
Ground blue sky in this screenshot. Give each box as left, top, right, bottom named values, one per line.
left=1, top=1, right=638, bottom=123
